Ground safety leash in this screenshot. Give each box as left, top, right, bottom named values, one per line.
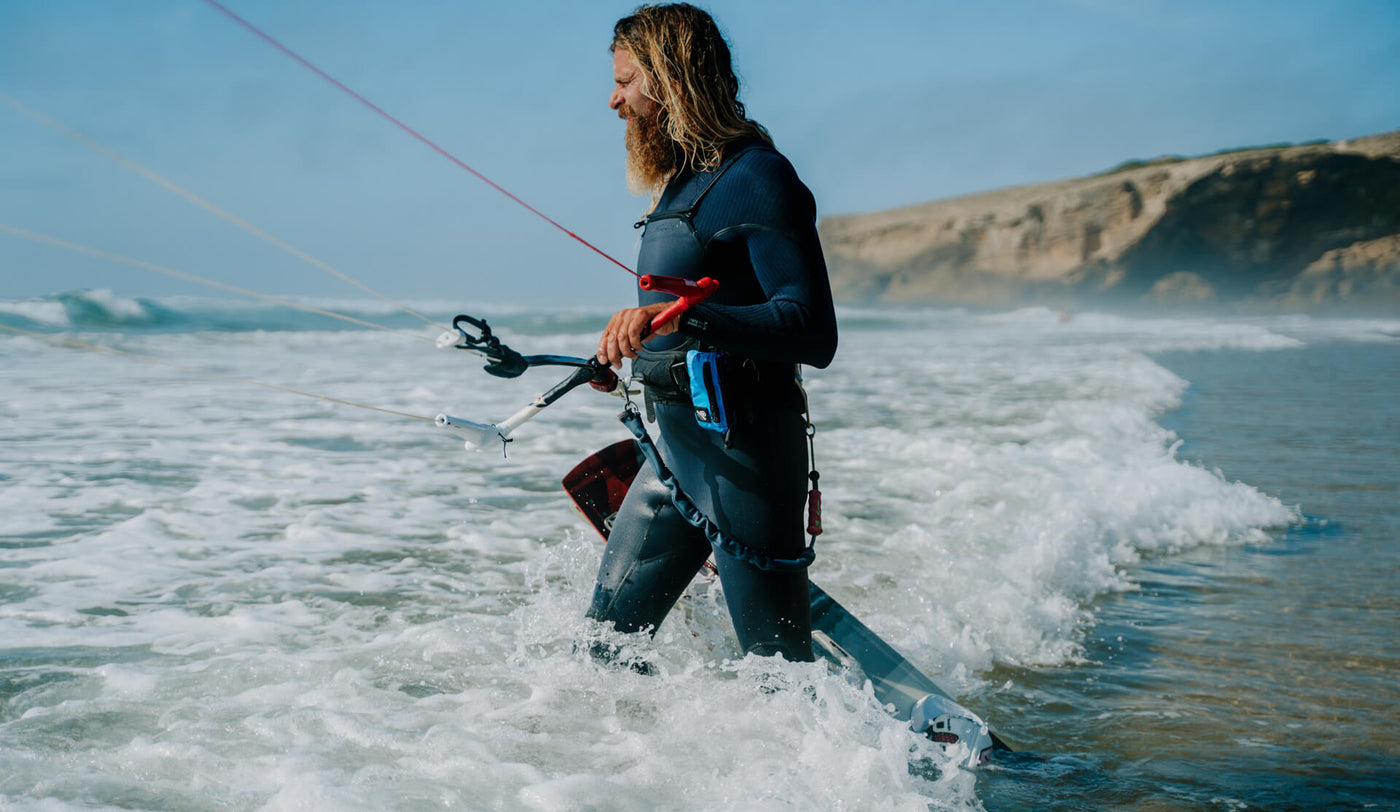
left=797, top=368, right=823, bottom=545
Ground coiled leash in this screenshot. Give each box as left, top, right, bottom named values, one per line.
left=799, top=369, right=824, bottom=546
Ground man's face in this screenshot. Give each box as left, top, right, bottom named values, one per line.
left=611, top=47, right=675, bottom=193
left=610, top=48, right=658, bottom=121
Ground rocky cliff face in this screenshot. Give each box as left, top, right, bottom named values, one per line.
left=819, top=131, right=1400, bottom=309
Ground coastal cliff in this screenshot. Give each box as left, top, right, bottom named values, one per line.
left=818, top=131, right=1400, bottom=309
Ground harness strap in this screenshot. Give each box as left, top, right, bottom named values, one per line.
left=617, top=405, right=815, bottom=572
left=634, top=144, right=769, bottom=229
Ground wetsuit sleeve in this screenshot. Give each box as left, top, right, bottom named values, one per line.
left=677, top=151, right=838, bottom=368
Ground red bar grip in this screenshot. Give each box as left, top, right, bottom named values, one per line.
left=639, top=274, right=717, bottom=297
left=648, top=298, right=692, bottom=333
left=640, top=275, right=719, bottom=335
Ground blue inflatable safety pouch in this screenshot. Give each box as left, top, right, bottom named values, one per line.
left=685, top=349, right=731, bottom=436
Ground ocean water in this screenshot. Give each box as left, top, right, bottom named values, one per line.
left=1, top=291, right=1396, bottom=811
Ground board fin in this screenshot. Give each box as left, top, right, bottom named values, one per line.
left=562, top=440, right=643, bottom=540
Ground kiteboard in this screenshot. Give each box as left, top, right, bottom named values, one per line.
left=563, top=440, right=1007, bottom=764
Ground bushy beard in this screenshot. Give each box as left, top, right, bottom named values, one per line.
left=622, top=104, right=679, bottom=196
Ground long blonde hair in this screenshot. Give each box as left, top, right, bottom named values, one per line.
left=612, top=4, right=772, bottom=176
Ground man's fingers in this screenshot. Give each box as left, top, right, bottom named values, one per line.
left=596, top=303, right=673, bottom=367
left=597, top=312, right=626, bottom=367
left=624, top=310, right=649, bottom=356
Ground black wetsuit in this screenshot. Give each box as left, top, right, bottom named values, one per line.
left=586, top=138, right=837, bottom=660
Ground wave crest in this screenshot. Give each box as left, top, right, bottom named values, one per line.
left=0, top=289, right=172, bottom=330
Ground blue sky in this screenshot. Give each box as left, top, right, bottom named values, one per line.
left=2, top=0, right=1398, bottom=305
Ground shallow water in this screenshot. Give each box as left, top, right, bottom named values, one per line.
left=978, top=339, right=1400, bottom=811
left=2, top=294, right=1396, bottom=810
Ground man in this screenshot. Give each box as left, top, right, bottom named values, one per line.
left=586, top=3, right=838, bottom=663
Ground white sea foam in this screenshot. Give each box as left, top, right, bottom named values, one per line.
left=0, top=306, right=1313, bottom=809
left=1249, top=313, right=1400, bottom=344
left=812, top=328, right=1297, bottom=679
left=0, top=297, right=71, bottom=326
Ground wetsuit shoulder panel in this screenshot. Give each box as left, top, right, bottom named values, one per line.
left=677, top=146, right=838, bottom=368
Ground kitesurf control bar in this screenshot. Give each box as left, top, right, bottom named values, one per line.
left=639, top=275, right=718, bottom=335
left=436, top=271, right=716, bottom=450
left=436, top=360, right=616, bottom=452
left=442, top=274, right=717, bottom=376
left=437, top=312, right=621, bottom=451
left=442, top=314, right=603, bottom=379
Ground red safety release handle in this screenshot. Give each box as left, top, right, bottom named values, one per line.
left=639, top=275, right=719, bottom=335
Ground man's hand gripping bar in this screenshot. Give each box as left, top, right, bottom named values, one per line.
left=435, top=275, right=715, bottom=453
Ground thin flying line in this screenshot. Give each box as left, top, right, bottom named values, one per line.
left=0, top=222, right=437, bottom=343
left=200, top=0, right=640, bottom=277
left=0, top=91, right=449, bottom=329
